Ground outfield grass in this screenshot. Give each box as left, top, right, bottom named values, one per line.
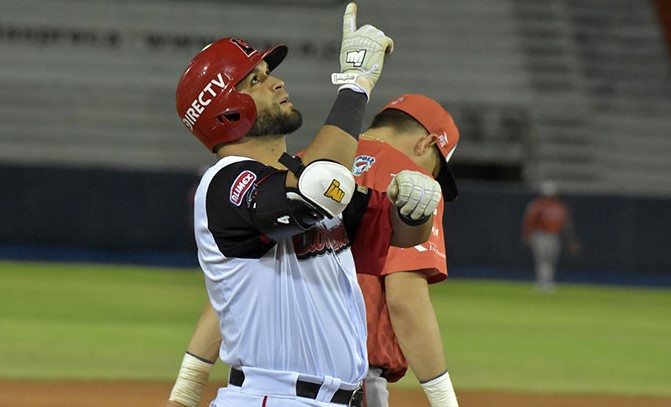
left=0, top=260, right=669, bottom=397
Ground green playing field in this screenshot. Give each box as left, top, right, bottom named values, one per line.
left=0, top=260, right=669, bottom=397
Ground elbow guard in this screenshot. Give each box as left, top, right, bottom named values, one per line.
left=254, top=158, right=356, bottom=242
left=296, top=159, right=355, bottom=218
left=279, top=153, right=356, bottom=218
left=255, top=172, right=323, bottom=242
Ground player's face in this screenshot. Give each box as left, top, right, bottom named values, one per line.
left=236, top=61, right=302, bottom=137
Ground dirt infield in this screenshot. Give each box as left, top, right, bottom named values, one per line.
left=1, top=380, right=670, bottom=407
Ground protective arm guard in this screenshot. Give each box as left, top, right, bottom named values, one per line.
left=280, top=153, right=355, bottom=218
left=296, top=160, right=355, bottom=218
left=254, top=156, right=355, bottom=241
left=255, top=172, right=324, bottom=242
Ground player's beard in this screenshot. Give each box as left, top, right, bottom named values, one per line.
left=246, top=104, right=303, bottom=138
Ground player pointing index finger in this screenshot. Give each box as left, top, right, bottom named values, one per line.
left=333, top=2, right=394, bottom=101
left=343, top=2, right=358, bottom=34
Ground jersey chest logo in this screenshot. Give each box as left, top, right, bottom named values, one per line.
left=230, top=170, right=257, bottom=206
left=352, top=155, right=375, bottom=175
left=293, top=222, right=351, bottom=260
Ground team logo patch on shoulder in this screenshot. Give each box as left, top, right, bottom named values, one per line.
left=230, top=170, right=257, bottom=206
left=352, top=155, right=375, bottom=175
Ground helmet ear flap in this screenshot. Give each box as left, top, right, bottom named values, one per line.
left=202, top=90, right=257, bottom=150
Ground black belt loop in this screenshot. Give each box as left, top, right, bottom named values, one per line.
left=228, top=367, right=363, bottom=407
left=229, top=367, right=245, bottom=386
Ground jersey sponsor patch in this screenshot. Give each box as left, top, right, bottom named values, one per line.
left=230, top=170, right=257, bottom=206
left=352, top=155, right=375, bottom=175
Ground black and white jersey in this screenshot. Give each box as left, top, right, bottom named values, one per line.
left=194, top=155, right=368, bottom=385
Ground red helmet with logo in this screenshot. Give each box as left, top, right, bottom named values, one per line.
left=176, top=38, right=288, bottom=151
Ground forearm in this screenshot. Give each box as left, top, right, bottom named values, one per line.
left=167, top=301, right=221, bottom=407
left=299, top=89, right=365, bottom=170
left=299, top=126, right=358, bottom=170
left=389, top=208, right=432, bottom=248
left=385, top=271, right=446, bottom=380
left=385, top=271, right=458, bottom=406
left=186, top=301, right=222, bottom=362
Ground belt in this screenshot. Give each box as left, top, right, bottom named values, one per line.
left=229, top=367, right=363, bottom=407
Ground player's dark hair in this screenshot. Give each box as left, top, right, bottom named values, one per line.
left=369, top=109, right=427, bottom=134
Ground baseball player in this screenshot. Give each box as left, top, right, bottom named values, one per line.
left=353, top=95, right=459, bottom=407
left=168, top=4, right=443, bottom=407
left=522, top=181, right=580, bottom=293
left=165, top=95, right=460, bottom=407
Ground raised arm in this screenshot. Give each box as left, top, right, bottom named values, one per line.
left=297, top=2, right=394, bottom=171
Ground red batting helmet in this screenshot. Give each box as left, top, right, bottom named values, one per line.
left=176, top=38, right=288, bottom=151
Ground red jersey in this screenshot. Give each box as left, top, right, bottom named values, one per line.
left=523, top=196, right=570, bottom=238
left=352, top=139, right=448, bottom=382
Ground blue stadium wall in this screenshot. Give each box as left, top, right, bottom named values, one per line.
left=443, top=183, right=671, bottom=285
left=1, top=165, right=669, bottom=286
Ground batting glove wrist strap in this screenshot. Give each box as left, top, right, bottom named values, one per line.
left=397, top=207, right=431, bottom=226
left=168, top=352, right=215, bottom=407
left=420, top=370, right=459, bottom=407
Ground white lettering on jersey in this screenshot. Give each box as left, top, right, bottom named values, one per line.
left=277, top=215, right=290, bottom=224
left=181, top=72, right=228, bottom=130
left=414, top=244, right=428, bottom=252
left=415, top=242, right=446, bottom=259
left=230, top=170, right=257, bottom=206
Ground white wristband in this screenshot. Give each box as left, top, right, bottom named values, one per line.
left=420, top=370, right=459, bottom=407
left=168, top=352, right=215, bottom=407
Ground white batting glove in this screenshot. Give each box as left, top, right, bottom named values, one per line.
left=331, top=2, right=394, bottom=100
left=386, top=170, right=441, bottom=221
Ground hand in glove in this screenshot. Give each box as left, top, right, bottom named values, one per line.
left=387, top=170, right=442, bottom=223
left=331, top=2, right=394, bottom=100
